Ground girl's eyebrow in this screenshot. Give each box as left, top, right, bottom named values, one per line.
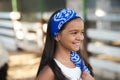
left=69, top=30, right=78, bottom=32
left=69, top=29, right=84, bottom=32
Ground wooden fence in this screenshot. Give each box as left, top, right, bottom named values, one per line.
left=0, top=12, right=44, bottom=52
left=87, top=14, right=120, bottom=80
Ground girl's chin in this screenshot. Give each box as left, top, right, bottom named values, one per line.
left=71, top=48, right=80, bottom=51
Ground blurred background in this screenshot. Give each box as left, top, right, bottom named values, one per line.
left=0, top=0, right=120, bottom=80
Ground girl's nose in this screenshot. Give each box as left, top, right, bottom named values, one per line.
left=81, top=34, right=84, bottom=40
left=76, top=33, right=84, bottom=41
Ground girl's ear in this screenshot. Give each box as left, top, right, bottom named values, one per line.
left=55, top=34, right=60, bottom=42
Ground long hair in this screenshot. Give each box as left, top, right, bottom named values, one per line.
left=37, top=9, right=94, bottom=80
left=37, top=9, right=68, bottom=80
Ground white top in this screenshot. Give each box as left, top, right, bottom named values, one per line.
left=54, top=59, right=82, bottom=80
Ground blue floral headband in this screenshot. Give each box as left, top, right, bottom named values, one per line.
left=50, top=8, right=80, bottom=37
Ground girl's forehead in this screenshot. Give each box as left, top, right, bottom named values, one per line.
left=64, top=19, right=84, bottom=30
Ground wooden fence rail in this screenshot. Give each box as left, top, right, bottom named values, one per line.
left=87, top=28, right=120, bottom=80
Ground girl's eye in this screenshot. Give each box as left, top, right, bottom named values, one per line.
left=70, top=31, right=84, bottom=35
left=71, top=32, right=77, bottom=34
left=82, top=32, right=84, bottom=34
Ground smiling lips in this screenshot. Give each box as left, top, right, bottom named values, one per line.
left=73, top=42, right=80, bottom=47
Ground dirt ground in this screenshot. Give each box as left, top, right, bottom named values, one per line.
left=7, top=51, right=41, bottom=80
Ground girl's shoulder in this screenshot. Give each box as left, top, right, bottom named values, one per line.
left=36, top=65, right=54, bottom=80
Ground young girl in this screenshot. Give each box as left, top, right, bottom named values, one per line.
left=36, top=8, right=94, bottom=80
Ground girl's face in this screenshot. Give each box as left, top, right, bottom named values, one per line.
left=57, top=18, right=84, bottom=51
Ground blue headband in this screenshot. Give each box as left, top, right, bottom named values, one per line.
left=50, top=8, right=80, bottom=37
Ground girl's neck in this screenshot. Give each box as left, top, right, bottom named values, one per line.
left=55, top=50, right=70, bottom=61
left=55, top=46, right=76, bottom=68
left=55, top=46, right=70, bottom=60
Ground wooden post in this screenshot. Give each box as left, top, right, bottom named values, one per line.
left=82, top=0, right=90, bottom=58
left=12, top=0, right=18, bottom=12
